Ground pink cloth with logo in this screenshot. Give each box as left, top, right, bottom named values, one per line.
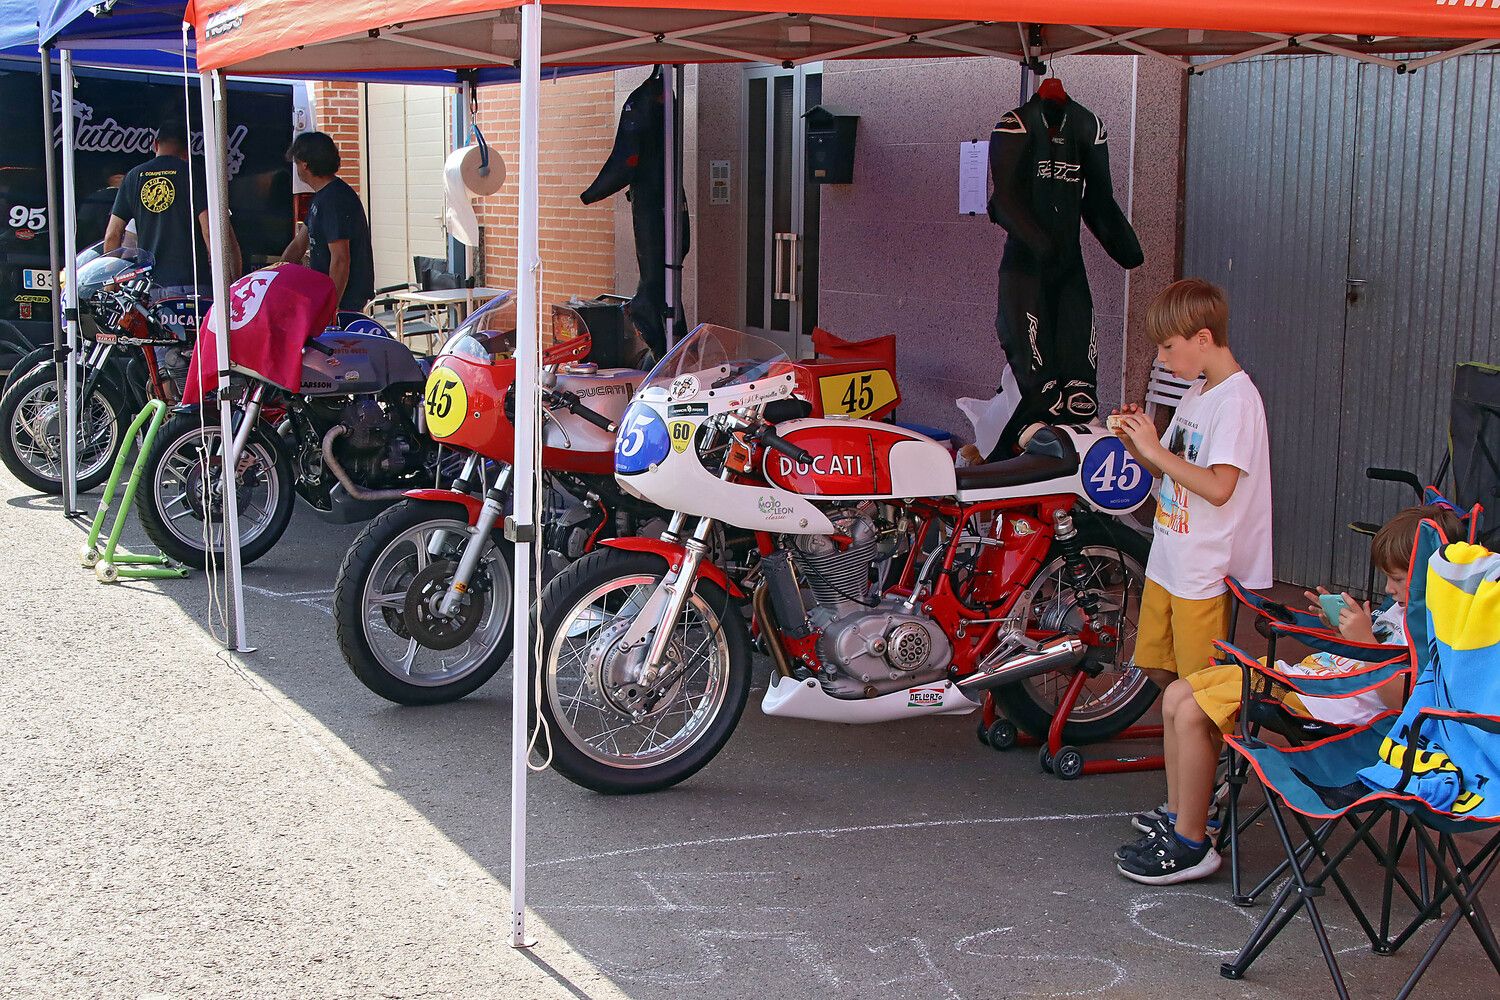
left=183, top=263, right=339, bottom=404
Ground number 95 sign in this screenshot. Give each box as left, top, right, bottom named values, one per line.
left=1080, top=437, right=1152, bottom=512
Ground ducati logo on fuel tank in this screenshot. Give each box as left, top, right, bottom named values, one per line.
left=777, top=453, right=864, bottom=478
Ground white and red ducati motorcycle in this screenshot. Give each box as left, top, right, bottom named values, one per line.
left=537, top=324, right=1156, bottom=793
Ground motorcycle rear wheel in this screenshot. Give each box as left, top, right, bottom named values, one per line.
left=137, top=411, right=295, bottom=568
left=537, top=548, right=751, bottom=794
left=334, top=499, right=515, bottom=705
left=991, top=518, right=1157, bottom=745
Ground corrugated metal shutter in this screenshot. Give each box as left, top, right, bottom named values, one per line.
left=1183, top=56, right=1360, bottom=589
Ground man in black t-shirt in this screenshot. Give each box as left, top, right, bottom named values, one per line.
left=281, top=132, right=374, bottom=313
left=105, top=120, right=242, bottom=295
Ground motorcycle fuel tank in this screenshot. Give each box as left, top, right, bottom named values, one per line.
left=300, top=331, right=425, bottom=395
left=761, top=418, right=958, bottom=500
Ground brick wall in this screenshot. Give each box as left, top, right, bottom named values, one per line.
left=472, top=73, right=618, bottom=307
left=311, top=76, right=617, bottom=311
left=310, top=82, right=364, bottom=199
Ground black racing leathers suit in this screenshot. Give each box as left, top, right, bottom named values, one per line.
left=987, top=94, right=1143, bottom=457
left=580, top=70, right=691, bottom=360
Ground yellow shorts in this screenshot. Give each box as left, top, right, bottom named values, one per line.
left=1187, top=662, right=1308, bottom=735
left=1135, top=578, right=1231, bottom=680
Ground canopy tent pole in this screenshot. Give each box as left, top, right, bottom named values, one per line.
left=58, top=49, right=81, bottom=517
left=198, top=68, right=250, bottom=653
left=39, top=45, right=73, bottom=511
left=661, top=62, right=677, bottom=350
left=509, top=0, right=541, bottom=951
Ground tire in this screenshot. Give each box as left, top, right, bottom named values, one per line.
left=991, top=516, right=1159, bottom=745
left=2, top=346, right=50, bottom=398
left=537, top=547, right=752, bottom=794
left=334, top=499, right=515, bottom=705
left=0, top=362, right=125, bottom=494
left=136, top=411, right=295, bottom=568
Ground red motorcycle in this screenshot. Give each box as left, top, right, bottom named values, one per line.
left=538, top=324, right=1154, bottom=793
left=334, top=302, right=906, bottom=706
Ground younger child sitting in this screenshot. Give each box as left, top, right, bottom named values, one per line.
left=1115, top=503, right=1464, bottom=885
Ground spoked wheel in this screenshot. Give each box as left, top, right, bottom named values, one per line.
left=136, top=412, right=295, bottom=569
left=0, top=365, right=124, bottom=494
left=538, top=548, right=752, bottom=794
left=992, top=520, right=1157, bottom=745
left=334, top=499, right=515, bottom=705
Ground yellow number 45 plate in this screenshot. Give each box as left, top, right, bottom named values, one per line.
left=423, top=367, right=469, bottom=439
left=818, top=369, right=898, bottom=418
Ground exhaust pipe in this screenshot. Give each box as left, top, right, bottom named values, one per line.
left=322, top=425, right=411, bottom=503
left=957, top=636, right=1088, bottom=692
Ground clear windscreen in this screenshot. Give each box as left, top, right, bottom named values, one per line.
left=75, top=247, right=154, bottom=299
left=640, top=323, right=789, bottom=396
left=437, top=290, right=517, bottom=363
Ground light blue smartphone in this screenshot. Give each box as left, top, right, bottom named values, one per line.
left=1320, top=593, right=1350, bottom=623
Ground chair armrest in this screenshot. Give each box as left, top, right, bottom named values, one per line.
left=375, top=282, right=414, bottom=295
left=1215, top=639, right=1409, bottom=700
left=1366, top=466, right=1424, bottom=499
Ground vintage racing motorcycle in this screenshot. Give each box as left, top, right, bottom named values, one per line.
left=537, top=324, right=1155, bottom=793
left=333, top=302, right=906, bottom=706
left=0, top=247, right=202, bottom=494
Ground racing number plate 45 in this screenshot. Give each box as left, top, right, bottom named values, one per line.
left=818, top=369, right=898, bottom=419
left=424, top=367, right=468, bottom=439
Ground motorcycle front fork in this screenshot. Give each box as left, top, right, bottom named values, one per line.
left=621, top=510, right=711, bottom=690
left=436, top=461, right=512, bottom=617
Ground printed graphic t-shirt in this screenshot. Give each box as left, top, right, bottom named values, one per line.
left=111, top=155, right=210, bottom=288
left=1146, top=370, right=1273, bottom=599
left=1282, top=601, right=1406, bottom=727
left=305, top=176, right=375, bottom=312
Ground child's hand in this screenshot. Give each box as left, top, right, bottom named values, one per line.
left=1112, top=412, right=1159, bottom=455
left=1304, top=586, right=1331, bottom=624
left=1333, top=594, right=1378, bottom=644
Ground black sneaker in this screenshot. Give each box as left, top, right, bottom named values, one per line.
left=1117, top=834, right=1223, bottom=885
left=1131, top=803, right=1170, bottom=834
left=1115, top=827, right=1167, bottom=862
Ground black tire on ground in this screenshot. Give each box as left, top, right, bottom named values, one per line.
left=136, top=411, right=296, bottom=569
left=991, top=516, right=1159, bottom=746
left=537, top=547, right=753, bottom=795
left=0, top=362, right=126, bottom=494
left=334, top=498, right=515, bottom=705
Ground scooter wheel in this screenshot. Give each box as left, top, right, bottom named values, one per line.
left=986, top=719, right=1019, bottom=751
left=1038, top=746, right=1054, bottom=773
left=1053, top=746, right=1086, bottom=781
left=95, top=560, right=118, bottom=584
left=976, top=720, right=991, bottom=747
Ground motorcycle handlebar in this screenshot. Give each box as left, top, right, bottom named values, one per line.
left=755, top=427, right=813, bottom=466
left=548, top=389, right=617, bottom=433
left=303, top=338, right=335, bottom=356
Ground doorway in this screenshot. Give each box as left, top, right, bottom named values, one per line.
left=743, top=65, right=822, bottom=359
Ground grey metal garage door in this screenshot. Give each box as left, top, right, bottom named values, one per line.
left=1184, top=53, right=1500, bottom=591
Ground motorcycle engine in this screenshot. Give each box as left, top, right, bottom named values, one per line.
left=329, top=398, right=420, bottom=485
left=789, top=506, right=952, bottom=699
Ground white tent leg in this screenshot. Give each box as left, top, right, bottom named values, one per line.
left=662, top=63, right=677, bottom=350
left=510, top=0, right=541, bottom=952
left=40, top=47, right=72, bottom=510
left=198, top=69, right=249, bottom=653
left=59, top=50, right=81, bottom=516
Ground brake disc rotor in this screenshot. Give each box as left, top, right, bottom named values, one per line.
left=584, top=619, right=686, bottom=718
left=402, top=559, right=488, bottom=650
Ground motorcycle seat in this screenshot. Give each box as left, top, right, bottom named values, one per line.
left=955, top=426, right=1079, bottom=490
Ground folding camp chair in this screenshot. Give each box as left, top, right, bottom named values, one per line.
left=1216, top=579, right=1418, bottom=907
left=1220, top=521, right=1500, bottom=999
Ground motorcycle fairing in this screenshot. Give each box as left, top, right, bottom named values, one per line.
left=302, top=331, right=426, bottom=394
left=762, top=672, right=980, bottom=723
left=953, top=424, right=1152, bottom=515
left=760, top=418, right=957, bottom=500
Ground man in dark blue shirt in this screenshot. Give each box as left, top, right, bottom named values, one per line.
left=281, top=131, right=374, bottom=312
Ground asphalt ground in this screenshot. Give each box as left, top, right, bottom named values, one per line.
left=2, top=467, right=1495, bottom=999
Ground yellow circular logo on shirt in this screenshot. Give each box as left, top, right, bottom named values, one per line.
left=140, top=176, right=176, bottom=213
left=423, top=367, right=469, bottom=439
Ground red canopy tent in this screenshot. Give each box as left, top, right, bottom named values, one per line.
left=183, top=0, right=1500, bottom=950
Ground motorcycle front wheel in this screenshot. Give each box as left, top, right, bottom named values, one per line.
left=538, top=548, right=752, bottom=794
left=334, top=499, right=515, bottom=705
left=0, top=364, right=125, bottom=494
left=991, top=518, right=1157, bottom=745
left=136, top=411, right=295, bottom=568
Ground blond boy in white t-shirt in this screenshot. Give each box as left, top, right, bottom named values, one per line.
left=1109, top=278, right=1273, bottom=882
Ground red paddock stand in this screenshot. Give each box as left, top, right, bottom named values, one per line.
left=977, top=673, right=1164, bottom=781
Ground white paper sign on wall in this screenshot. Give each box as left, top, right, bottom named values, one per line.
left=959, top=140, right=989, bottom=216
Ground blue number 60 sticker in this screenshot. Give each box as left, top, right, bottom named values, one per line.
left=1080, top=437, right=1152, bottom=511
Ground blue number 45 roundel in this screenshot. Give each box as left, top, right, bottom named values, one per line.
left=1080, top=437, right=1153, bottom=511
left=615, top=404, right=671, bottom=475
